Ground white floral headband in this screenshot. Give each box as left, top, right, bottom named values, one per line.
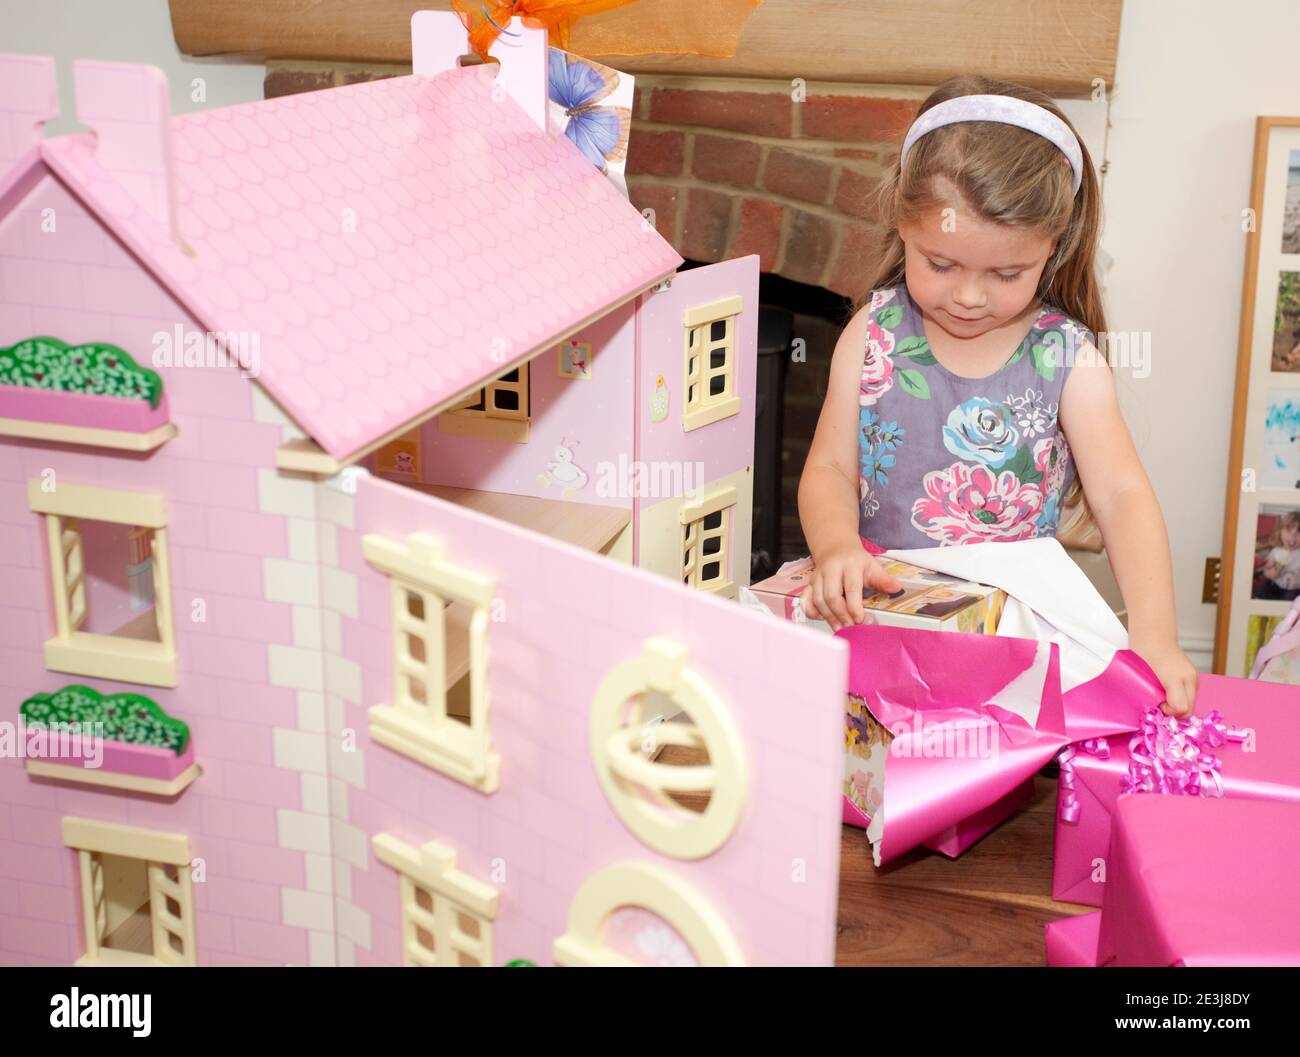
left=900, top=94, right=1084, bottom=195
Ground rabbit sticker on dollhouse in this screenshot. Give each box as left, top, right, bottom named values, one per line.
left=538, top=437, right=589, bottom=497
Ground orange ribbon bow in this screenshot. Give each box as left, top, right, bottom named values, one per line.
left=450, top=0, right=762, bottom=62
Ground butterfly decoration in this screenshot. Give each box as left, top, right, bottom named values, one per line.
left=547, top=48, right=632, bottom=176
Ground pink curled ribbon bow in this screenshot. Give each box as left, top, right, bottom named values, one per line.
left=1057, top=737, right=1109, bottom=823
left=1057, top=707, right=1249, bottom=822
left=1120, top=705, right=1248, bottom=798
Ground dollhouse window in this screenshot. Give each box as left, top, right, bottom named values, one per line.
left=588, top=637, right=747, bottom=859
left=372, top=833, right=499, bottom=967
left=438, top=363, right=531, bottom=444
left=27, top=480, right=178, bottom=688
left=63, top=817, right=197, bottom=967
left=553, top=862, right=745, bottom=966
left=682, top=295, right=742, bottom=432
left=362, top=531, right=501, bottom=793
left=680, top=485, right=737, bottom=595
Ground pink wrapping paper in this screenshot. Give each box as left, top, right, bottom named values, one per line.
left=842, top=775, right=1036, bottom=857
left=840, top=622, right=1164, bottom=864
left=920, top=777, right=1035, bottom=857
left=1097, top=795, right=1300, bottom=966
left=840, top=624, right=1058, bottom=863
left=1052, top=674, right=1300, bottom=906
left=1045, top=911, right=1100, bottom=967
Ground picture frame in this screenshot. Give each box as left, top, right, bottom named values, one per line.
left=1215, top=116, right=1300, bottom=675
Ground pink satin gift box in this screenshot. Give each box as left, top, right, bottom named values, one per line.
left=1052, top=795, right=1300, bottom=966
left=1052, top=673, right=1300, bottom=906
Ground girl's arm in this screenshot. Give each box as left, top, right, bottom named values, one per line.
left=1059, top=342, right=1198, bottom=715
left=797, top=309, right=901, bottom=627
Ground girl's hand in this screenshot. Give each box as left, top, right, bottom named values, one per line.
left=800, top=544, right=903, bottom=630
left=1131, top=636, right=1199, bottom=718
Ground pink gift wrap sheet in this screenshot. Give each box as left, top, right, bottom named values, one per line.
left=840, top=623, right=1075, bottom=864
left=1097, top=795, right=1300, bottom=966
left=1052, top=674, right=1300, bottom=906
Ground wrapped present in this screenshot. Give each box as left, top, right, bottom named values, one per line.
left=1093, top=795, right=1300, bottom=965
left=1052, top=674, right=1300, bottom=906
left=840, top=622, right=1072, bottom=864
left=1044, top=910, right=1101, bottom=967
left=842, top=691, right=1034, bottom=857
left=745, top=538, right=1165, bottom=862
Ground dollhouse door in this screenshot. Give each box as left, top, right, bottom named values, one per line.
left=345, top=471, right=847, bottom=966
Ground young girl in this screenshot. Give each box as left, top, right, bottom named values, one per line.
left=1257, top=510, right=1300, bottom=601
left=798, top=76, right=1198, bottom=717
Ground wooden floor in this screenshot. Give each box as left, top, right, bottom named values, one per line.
left=836, top=772, right=1092, bottom=966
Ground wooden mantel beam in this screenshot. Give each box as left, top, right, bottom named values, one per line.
left=168, top=0, right=1120, bottom=95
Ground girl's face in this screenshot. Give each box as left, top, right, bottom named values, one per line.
left=1283, top=521, right=1300, bottom=549
left=898, top=197, right=1058, bottom=340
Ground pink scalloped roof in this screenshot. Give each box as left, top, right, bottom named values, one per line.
left=34, top=66, right=682, bottom=460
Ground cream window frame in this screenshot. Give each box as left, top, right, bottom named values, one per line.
left=589, top=637, right=747, bottom=860
left=682, top=296, right=742, bottom=432
left=680, top=485, right=736, bottom=595
left=553, top=862, right=745, bottom=966
left=363, top=532, right=500, bottom=794
left=63, top=817, right=196, bottom=967
left=373, top=833, right=499, bottom=967
left=438, top=363, right=530, bottom=444
left=28, top=480, right=178, bottom=687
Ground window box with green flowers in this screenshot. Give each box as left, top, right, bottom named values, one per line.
left=18, top=684, right=200, bottom=796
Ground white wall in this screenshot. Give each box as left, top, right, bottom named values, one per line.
left=1100, top=0, right=1300, bottom=668
left=0, top=0, right=265, bottom=133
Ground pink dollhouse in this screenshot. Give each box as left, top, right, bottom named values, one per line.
left=0, top=13, right=848, bottom=967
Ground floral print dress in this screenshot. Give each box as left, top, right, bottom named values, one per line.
left=857, top=283, right=1094, bottom=548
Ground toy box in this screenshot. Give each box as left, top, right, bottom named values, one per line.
left=745, top=556, right=1006, bottom=635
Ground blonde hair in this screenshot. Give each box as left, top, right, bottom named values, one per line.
left=855, top=75, right=1106, bottom=545
left=1274, top=510, right=1300, bottom=547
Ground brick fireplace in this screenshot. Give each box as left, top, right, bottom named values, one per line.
left=626, top=79, right=924, bottom=303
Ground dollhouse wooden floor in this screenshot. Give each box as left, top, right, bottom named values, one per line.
left=836, top=772, right=1093, bottom=966
left=407, top=483, right=630, bottom=554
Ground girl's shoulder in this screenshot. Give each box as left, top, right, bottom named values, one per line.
left=1034, top=303, right=1097, bottom=352
left=857, top=286, right=912, bottom=334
